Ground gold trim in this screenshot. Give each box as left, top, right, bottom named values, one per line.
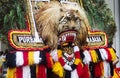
left=82, top=31, right=108, bottom=49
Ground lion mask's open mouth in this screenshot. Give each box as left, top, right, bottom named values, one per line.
left=58, top=30, right=77, bottom=45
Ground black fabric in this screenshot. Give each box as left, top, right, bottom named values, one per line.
left=109, top=62, right=114, bottom=76
left=65, top=70, right=71, bottom=78
left=39, top=50, right=47, bottom=65
left=30, top=65, right=36, bottom=78
left=89, top=62, right=95, bottom=78
left=47, top=68, right=59, bottom=78
left=6, top=52, right=16, bottom=68
left=71, top=64, right=77, bottom=70
left=95, top=49, right=103, bottom=61
left=44, top=47, right=51, bottom=53
left=80, top=50, right=85, bottom=62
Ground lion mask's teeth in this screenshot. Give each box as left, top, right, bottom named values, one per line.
left=58, top=30, right=77, bottom=44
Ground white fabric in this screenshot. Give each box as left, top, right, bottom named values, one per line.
left=99, top=48, right=108, bottom=60
left=50, top=49, right=58, bottom=62
left=71, top=69, right=79, bottom=78
left=34, top=51, right=41, bottom=64
left=83, top=50, right=92, bottom=64
left=74, top=46, right=79, bottom=52
left=103, top=61, right=111, bottom=78
left=64, top=52, right=74, bottom=58
left=23, top=66, right=31, bottom=78
left=16, top=51, right=24, bottom=66
left=63, top=64, right=72, bottom=71
left=99, top=49, right=106, bottom=61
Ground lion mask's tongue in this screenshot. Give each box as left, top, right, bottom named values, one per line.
left=58, top=30, right=77, bottom=45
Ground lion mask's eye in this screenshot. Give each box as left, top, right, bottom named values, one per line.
left=76, top=18, right=81, bottom=25
left=62, top=19, right=68, bottom=24
left=59, top=16, right=68, bottom=24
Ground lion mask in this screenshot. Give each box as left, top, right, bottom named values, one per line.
left=35, top=1, right=90, bottom=50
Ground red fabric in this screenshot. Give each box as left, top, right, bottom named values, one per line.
left=37, top=65, right=46, bottom=78
left=16, top=67, right=23, bottom=78
left=74, top=51, right=80, bottom=58
left=23, top=51, right=28, bottom=66
left=46, top=53, right=53, bottom=68
left=115, top=68, right=120, bottom=78
left=59, top=57, right=65, bottom=66
left=89, top=50, right=93, bottom=62
left=105, top=48, right=112, bottom=62
left=76, top=63, right=83, bottom=77
left=94, top=62, right=102, bottom=77
left=80, top=64, right=90, bottom=78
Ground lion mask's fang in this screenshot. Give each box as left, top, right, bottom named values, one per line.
left=58, top=30, right=77, bottom=45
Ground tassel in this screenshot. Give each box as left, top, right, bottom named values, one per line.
left=6, top=68, right=16, bottom=78
left=46, top=52, right=53, bottom=68
left=94, top=62, right=102, bottom=77
left=16, top=67, right=23, bottom=78
left=103, top=61, right=111, bottom=77
left=57, top=49, right=62, bottom=58
left=16, top=51, right=24, bottom=66
left=74, top=46, right=79, bottom=52
left=65, top=70, right=71, bottom=78
left=74, top=58, right=81, bottom=65
left=108, top=48, right=117, bottom=61
left=105, top=48, right=112, bottom=62
left=100, top=62, right=104, bottom=77
left=28, top=51, right=34, bottom=65
left=71, top=69, right=79, bottom=78
left=76, top=63, right=83, bottom=77
left=37, top=65, right=46, bottom=78
left=34, top=51, right=41, bottom=64
left=7, top=51, right=42, bottom=67
left=95, top=49, right=102, bottom=61
left=52, top=62, right=64, bottom=77
left=23, top=66, right=31, bottom=78
left=80, top=64, right=90, bottom=78
left=50, top=49, right=58, bottom=62
left=89, top=62, right=95, bottom=78
left=30, top=65, right=36, bottom=78
left=83, top=50, right=92, bottom=64
left=99, top=48, right=108, bottom=61
left=89, top=50, right=98, bottom=63
left=23, top=52, right=28, bottom=66
left=36, top=65, right=39, bottom=78
left=6, top=52, right=16, bottom=68
left=110, top=61, right=114, bottom=76
left=74, top=46, right=80, bottom=58
left=59, top=57, right=65, bottom=66
left=74, top=52, right=80, bottom=58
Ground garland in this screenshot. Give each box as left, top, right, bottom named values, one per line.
left=52, top=46, right=84, bottom=78
left=58, top=46, right=82, bottom=71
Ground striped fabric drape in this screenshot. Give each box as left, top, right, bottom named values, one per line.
left=6, top=47, right=117, bottom=78
left=6, top=49, right=53, bottom=78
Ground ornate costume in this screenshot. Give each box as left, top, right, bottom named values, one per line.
left=6, top=1, right=118, bottom=78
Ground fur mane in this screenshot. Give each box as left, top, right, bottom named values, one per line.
left=35, top=1, right=90, bottom=49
